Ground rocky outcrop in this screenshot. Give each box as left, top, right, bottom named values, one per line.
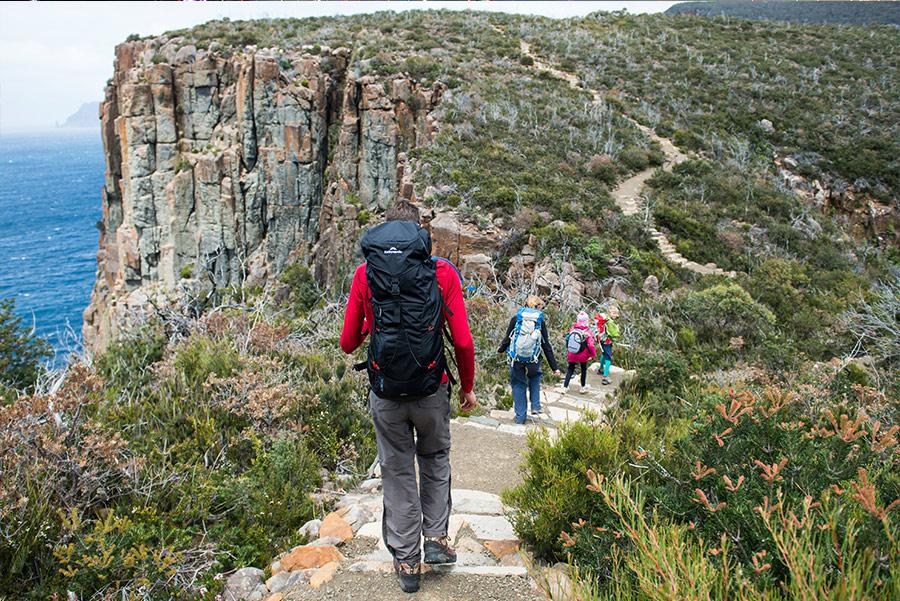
left=84, top=35, right=444, bottom=349
left=774, top=154, right=898, bottom=243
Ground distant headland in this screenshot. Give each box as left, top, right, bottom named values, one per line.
left=59, top=101, right=101, bottom=128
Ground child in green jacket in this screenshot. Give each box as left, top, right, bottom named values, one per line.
left=595, top=305, right=620, bottom=385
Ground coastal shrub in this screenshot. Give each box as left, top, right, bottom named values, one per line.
left=94, top=324, right=167, bottom=393
left=673, top=283, right=775, bottom=348
left=1, top=306, right=376, bottom=598
left=569, top=473, right=896, bottom=601
left=618, top=349, right=693, bottom=419
left=0, top=297, right=52, bottom=395
left=173, top=335, right=240, bottom=391
left=515, top=384, right=900, bottom=596
left=281, top=264, right=322, bottom=315
left=502, top=412, right=661, bottom=564
left=618, top=146, right=650, bottom=171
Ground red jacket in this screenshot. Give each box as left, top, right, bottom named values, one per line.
left=340, top=260, right=475, bottom=393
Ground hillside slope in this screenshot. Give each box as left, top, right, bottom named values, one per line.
left=667, top=1, right=900, bottom=25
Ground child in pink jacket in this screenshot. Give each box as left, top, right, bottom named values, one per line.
left=562, top=311, right=597, bottom=393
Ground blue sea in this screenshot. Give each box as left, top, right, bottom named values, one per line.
left=0, top=128, right=105, bottom=364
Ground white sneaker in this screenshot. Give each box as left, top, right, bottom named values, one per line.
left=580, top=384, right=591, bottom=393
left=555, top=385, right=569, bottom=394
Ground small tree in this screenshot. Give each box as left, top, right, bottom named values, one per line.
left=0, top=297, right=52, bottom=392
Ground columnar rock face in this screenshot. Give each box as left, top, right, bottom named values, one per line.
left=84, top=36, right=444, bottom=349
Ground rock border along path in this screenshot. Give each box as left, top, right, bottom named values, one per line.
left=223, top=362, right=631, bottom=601
left=519, top=40, right=736, bottom=279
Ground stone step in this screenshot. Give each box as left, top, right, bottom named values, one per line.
left=452, top=489, right=505, bottom=515
left=545, top=406, right=584, bottom=422
left=455, top=514, right=518, bottom=541
left=552, top=396, right=607, bottom=411
left=347, top=561, right=528, bottom=577
left=358, top=549, right=499, bottom=568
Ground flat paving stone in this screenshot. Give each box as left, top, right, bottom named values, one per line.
left=451, top=489, right=504, bottom=515
left=355, top=521, right=381, bottom=539
left=546, top=406, right=582, bottom=423
left=458, top=514, right=517, bottom=541
left=469, top=415, right=501, bottom=427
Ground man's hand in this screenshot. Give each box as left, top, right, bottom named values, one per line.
left=459, top=389, right=478, bottom=412
left=553, top=370, right=562, bottom=377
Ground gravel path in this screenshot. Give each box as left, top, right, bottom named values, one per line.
left=519, top=39, right=735, bottom=278
left=449, top=423, right=528, bottom=495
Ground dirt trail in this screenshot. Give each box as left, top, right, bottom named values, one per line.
left=520, top=41, right=735, bottom=278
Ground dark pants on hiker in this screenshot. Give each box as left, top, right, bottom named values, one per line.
left=369, top=383, right=452, bottom=565
left=509, top=360, right=542, bottom=424
left=564, top=361, right=587, bottom=387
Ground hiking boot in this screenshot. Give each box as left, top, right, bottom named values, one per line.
left=393, top=559, right=421, bottom=593
left=601, top=377, right=611, bottom=386
left=424, top=536, right=457, bottom=564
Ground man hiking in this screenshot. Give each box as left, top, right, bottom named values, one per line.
left=340, top=200, right=477, bottom=594
left=497, top=295, right=561, bottom=424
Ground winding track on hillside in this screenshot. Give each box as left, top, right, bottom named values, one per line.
left=519, top=40, right=736, bottom=278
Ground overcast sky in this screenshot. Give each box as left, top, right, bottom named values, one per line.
left=0, top=1, right=676, bottom=132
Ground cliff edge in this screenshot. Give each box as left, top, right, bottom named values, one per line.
left=83, top=36, right=444, bottom=350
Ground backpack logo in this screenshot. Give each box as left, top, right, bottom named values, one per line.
left=383, top=246, right=403, bottom=254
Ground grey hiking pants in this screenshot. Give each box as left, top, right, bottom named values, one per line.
left=369, top=382, right=452, bottom=564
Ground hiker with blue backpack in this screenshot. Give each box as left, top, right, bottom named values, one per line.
left=497, top=295, right=561, bottom=424
left=561, top=311, right=597, bottom=393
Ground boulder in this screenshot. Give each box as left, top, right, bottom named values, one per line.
left=265, top=569, right=312, bottom=594
left=309, top=561, right=341, bottom=589
left=428, top=211, right=497, bottom=266
left=223, top=567, right=266, bottom=601
left=459, top=253, right=495, bottom=283
left=318, top=509, right=353, bottom=542
left=642, top=275, right=659, bottom=296
left=298, top=518, right=321, bottom=540
left=276, top=544, right=344, bottom=573
left=602, top=279, right=632, bottom=302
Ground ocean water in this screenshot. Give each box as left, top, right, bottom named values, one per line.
left=0, top=128, right=104, bottom=364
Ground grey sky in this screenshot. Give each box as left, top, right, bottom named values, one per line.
left=0, top=1, right=676, bottom=132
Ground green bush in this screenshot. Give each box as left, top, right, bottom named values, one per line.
left=95, top=324, right=167, bottom=393
left=0, top=298, right=52, bottom=393
left=618, top=146, right=650, bottom=171
left=281, top=264, right=322, bottom=315
left=173, top=336, right=240, bottom=391
left=674, top=283, right=775, bottom=348
left=502, top=412, right=660, bottom=565
left=619, top=350, right=692, bottom=418
left=515, top=383, right=900, bottom=596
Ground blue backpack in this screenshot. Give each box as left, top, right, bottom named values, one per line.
left=507, top=308, right=544, bottom=363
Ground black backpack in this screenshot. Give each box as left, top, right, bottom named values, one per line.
left=359, top=220, right=447, bottom=400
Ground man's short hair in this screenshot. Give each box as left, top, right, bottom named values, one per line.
left=385, top=200, right=421, bottom=224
